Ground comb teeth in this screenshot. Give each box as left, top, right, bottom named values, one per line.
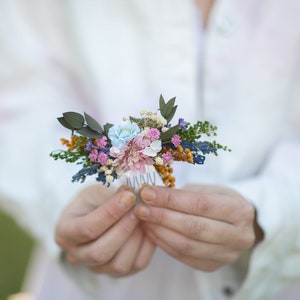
left=123, top=166, right=156, bottom=192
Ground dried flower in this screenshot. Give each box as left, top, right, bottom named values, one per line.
left=50, top=95, right=230, bottom=187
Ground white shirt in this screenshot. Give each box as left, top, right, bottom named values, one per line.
left=1, top=0, right=300, bottom=299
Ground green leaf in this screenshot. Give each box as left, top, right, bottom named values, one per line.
left=166, top=105, right=177, bottom=123
left=76, top=127, right=103, bottom=138
left=160, top=124, right=180, bottom=142
left=103, top=123, right=113, bottom=136
left=57, top=117, right=74, bottom=130
left=159, top=96, right=177, bottom=122
left=84, top=112, right=103, bottom=132
left=159, top=94, right=166, bottom=109
left=164, top=97, right=176, bottom=117
left=63, top=112, right=84, bottom=130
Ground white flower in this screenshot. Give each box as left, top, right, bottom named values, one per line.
left=105, top=168, right=112, bottom=175
left=150, top=113, right=158, bottom=121
left=143, top=140, right=162, bottom=157
left=155, top=157, right=163, bottom=165
left=106, top=175, right=114, bottom=183
left=158, top=117, right=167, bottom=126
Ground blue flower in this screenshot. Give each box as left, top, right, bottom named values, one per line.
left=108, top=121, right=140, bottom=148
left=178, top=118, right=187, bottom=130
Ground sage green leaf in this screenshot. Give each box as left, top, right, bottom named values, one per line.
left=63, top=112, right=84, bottom=129
left=77, top=127, right=103, bottom=138
left=104, top=123, right=113, bottom=136
left=159, top=94, right=166, bottom=110
left=57, top=117, right=74, bottom=130
left=160, top=124, right=180, bottom=142
left=166, top=105, right=177, bottom=123
left=84, top=112, right=103, bottom=132
left=164, top=97, right=176, bottom=117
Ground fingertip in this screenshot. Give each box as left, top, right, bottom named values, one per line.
left=134, top=204, right=150, bottom=220
left=140, top=185, right=157, bottom=203
left=119, top=190, right=136, bottom=209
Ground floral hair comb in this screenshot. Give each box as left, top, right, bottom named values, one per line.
left=50, top=95, right=229, bottom=190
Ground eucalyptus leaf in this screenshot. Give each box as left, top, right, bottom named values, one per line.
left=63, top=112, right=84, bottom=130
left=104, top=123, right=113, bottom=136
left=164, top=97, right=176, bottom=117
left=77, top=127, right=103, bottom=138
left=160, top=124, right=180, bottom=142
left=159, top=94, right=166, bottom=112
left=166, top=105, right=177, bottom=123
left=84, top=112, right=103, bottom=132
left=57, top=117, right=74, bottom=130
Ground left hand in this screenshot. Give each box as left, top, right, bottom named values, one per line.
left=134, top=184, right=262, bottom=271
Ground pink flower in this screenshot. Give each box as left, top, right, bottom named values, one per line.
left=95, top=136, right=108, bottom=149
left=97, top=152, right=108, bottom=165
left=162, top=152, right=173, bottom=164
left=113, top=137, right=153, bottom=174
left=88, top=149, right=98, bottom=162
left=171, top=134, right=181, bottom=147
left=147, top=128, right=160, bottom=141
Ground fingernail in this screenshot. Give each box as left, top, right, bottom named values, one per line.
left=119, top=191, right=135, bottom=209
left=135, top=205, right=150, bottom=219
left=141, top=186, right=157, bottom=203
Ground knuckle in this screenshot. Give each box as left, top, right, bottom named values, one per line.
left=179, top=238, right=195, bottom=256
left=154, top=208, right=166, bottom=225
left=88, top=247, right=110, bottom=265
left=242, top=231, right=255, bottom=249
left=240, top=201, right=255, bottom=223
left=193, top=195, right=211, bottom=216
left=133, top=258, right=150, bottom=272
left=105, top=205, right=121, bottom=223
left=184, top=218, right=207, bottom=238
left=110, top=261, right=131, bottom=276
left=78, top=220, right=99, bottom=241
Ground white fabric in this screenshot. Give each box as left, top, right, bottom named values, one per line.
left=0, top=0, right=300, bottom=299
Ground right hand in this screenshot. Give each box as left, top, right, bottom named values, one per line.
left=55, top=185, right=155, bottom=276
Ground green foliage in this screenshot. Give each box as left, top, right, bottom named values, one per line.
left=160, top=125, right=180, bottom=143
left=178, top=121, right=218, bottom=142
left=50, top=150, right=87, bottom=165
left=57, top=112, right=103, bottom=138
left=159, top=95, right=178, bottom=124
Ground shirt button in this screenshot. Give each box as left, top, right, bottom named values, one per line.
left=216, top=15, right=235, bottom=35
left=223, top=286, right=234, bottom=297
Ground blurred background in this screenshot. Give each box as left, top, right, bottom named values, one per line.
left=0, top=206, right=35, bottom=300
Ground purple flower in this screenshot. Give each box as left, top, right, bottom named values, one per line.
left=162, top=152, right=173, bottom=164
left=84, top=140, right=94, bottom=151
left=88, top=149, right=99, bottom=162
left=96, top=136, right=108, bottom=149
left=97, top=152, right=108, bottom=165
left=178, top=118, right=187, bottom=131
left=171, top=134, right=181, bottom=147
left=147, top=128, right=160, bottom=141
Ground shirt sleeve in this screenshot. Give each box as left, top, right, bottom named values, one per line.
left=0, top=1, right=86, bottom=256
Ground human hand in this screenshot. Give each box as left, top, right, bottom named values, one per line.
left=55, top=185, right=155, bottom=276
left=134, top=184, right=263, bottom=271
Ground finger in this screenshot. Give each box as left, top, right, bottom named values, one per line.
left=132, top=236, right=156, bottom=271
left=70, top=211, right=139, bottom=265
left=59, top=189, right=136, bottom=245
left=89, top=226, right=143, bottom=275
left=139, top=185, right=247, bottom=223
left=135, top=204, right=237, bottom=245
left=144, top=224, right=239, bottom=264
left=145, top=229, right=225, bottom=272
